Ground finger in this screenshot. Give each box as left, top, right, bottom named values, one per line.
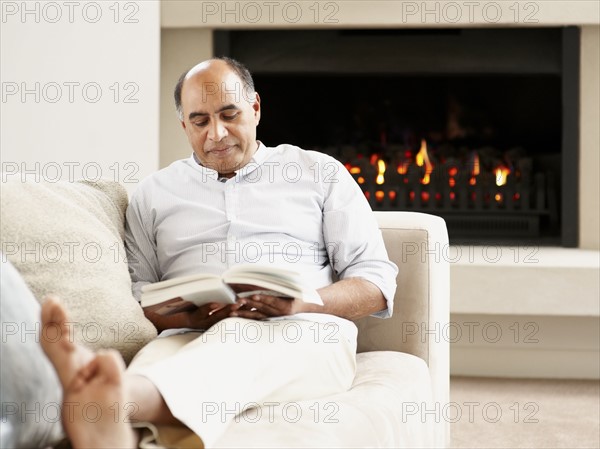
left=229, top=309, right=269, bottom=320
left=206, top=305, right=233, bottom=323
left=193, top=303, right=232, bottom=320
left=250, top=294, right=295, bottom=310
left=201, top=302, right=226, bottom=312
left=208, top=305, right=227, bottom=316
left=241, top=298, right=283, bottom=316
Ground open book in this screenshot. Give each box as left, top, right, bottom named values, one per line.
left=141, top=264, right=323, bottom=316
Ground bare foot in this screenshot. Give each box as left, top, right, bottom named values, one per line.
left=63, top=351, right=137, bottom=449
left=40, top=296, right=137, bottom=448
left=40, top=296, right=95, bottom=390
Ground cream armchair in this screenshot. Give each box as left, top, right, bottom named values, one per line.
left=1, top=178, right=449, bottom=448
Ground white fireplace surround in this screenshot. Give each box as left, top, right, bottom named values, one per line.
left=159, top=2, right=599, bottom=379
left=160, top=1, right=599, bottom=251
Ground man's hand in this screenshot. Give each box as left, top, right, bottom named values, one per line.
left=144, top=301, right=242, bottom=332
left=144, top=297, right=303, bottom=331
left=186, top=303, right=240, bottom=330
left=231, top=295, right=308, bottom=320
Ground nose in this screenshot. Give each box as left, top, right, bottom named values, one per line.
left=207, top=119, right=228, bottom=142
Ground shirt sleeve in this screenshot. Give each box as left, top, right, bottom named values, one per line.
left=320, top=158, right=398, bottom=318
left=124, top=186, right=161, bottom=301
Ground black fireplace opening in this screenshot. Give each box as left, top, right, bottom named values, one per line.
left=215, top=27, right=580, bottom=246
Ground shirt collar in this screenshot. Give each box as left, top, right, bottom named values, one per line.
left=250, top=141, right=268, bottom=165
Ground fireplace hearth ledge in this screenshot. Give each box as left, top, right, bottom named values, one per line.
left=449, top=246, right=599, bottom=379
left=450, top=247, right=600, bottom=316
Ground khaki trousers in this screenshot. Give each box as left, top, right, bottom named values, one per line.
left=128, top=318, right=357, bottom=448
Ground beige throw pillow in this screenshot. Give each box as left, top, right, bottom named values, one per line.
left=0, top=179, right=157, bottom=362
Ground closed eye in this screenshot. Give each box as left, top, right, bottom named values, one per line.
left=222, top=112, right=239, bottom=121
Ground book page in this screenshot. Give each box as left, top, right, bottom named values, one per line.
left=141, top=273, right=221, bottom=293
left=228, top=283, right=294, bottom=299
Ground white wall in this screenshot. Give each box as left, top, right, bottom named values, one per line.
left=0, top=0, right=160, bottom=193
left=160, top=28, right=212, bottom=167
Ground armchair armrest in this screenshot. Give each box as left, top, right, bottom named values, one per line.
left=354, top=211, right=450, bottom=447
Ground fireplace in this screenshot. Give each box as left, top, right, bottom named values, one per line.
left=215, top=27, right=580, bottom=246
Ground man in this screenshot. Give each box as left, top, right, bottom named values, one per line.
left=43, top=56, right=398, bottom=448
left=123, top=56, right=397, bottom=445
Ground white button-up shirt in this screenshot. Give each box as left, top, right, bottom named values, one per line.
left=125, top=143, right=398, bottom=341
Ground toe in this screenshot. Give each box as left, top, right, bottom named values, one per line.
left=95, top=350, right=126, bottom=385
left=41, top=295, right=67, bottom=326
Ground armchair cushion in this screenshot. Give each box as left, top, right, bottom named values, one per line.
left=0, top=179, right=157, bottom=362
left=214, top=351, right=434, bottom=448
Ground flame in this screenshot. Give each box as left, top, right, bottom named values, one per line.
left=357, top=176, right=365, bottom=184
left=397, top=162, right=409, bottom=175
left=389, top=190, right=397, bottom=201
left=376, top=159, right=386, bottom=185
left=349, top=166, right=361, bottom=174
left=468, top=153, right=480, bottom=186
left=495, top=193, right=503, bottom=202
left=495, top=166, right=510, bottom=186
left=375, top=190, right=385, bottom=201
left=370, top=154, right=379, bottom=165
left=415, top=139, right=434, bottom=185
left=472, top=153, right=480, bottom=176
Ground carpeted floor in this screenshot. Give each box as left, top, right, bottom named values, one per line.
left=450, top=377, right=600, bottom=448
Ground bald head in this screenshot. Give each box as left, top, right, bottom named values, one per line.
left=174, top=57, right=255, bottom=120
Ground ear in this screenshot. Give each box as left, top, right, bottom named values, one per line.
left=253, top=92, right=261, bottom=124
left=180, top=120, right=187, bottom=130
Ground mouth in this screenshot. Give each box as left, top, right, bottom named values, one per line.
left=207, top=145, right=234, bottom=157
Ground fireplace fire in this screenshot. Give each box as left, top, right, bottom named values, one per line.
left=336, top=138, right=557, bottom=240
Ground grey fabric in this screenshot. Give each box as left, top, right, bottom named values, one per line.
left=0, top=257, right=64, bottom=449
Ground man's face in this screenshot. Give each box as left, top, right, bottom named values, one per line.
left=180, top=61, right=261, bottom=177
